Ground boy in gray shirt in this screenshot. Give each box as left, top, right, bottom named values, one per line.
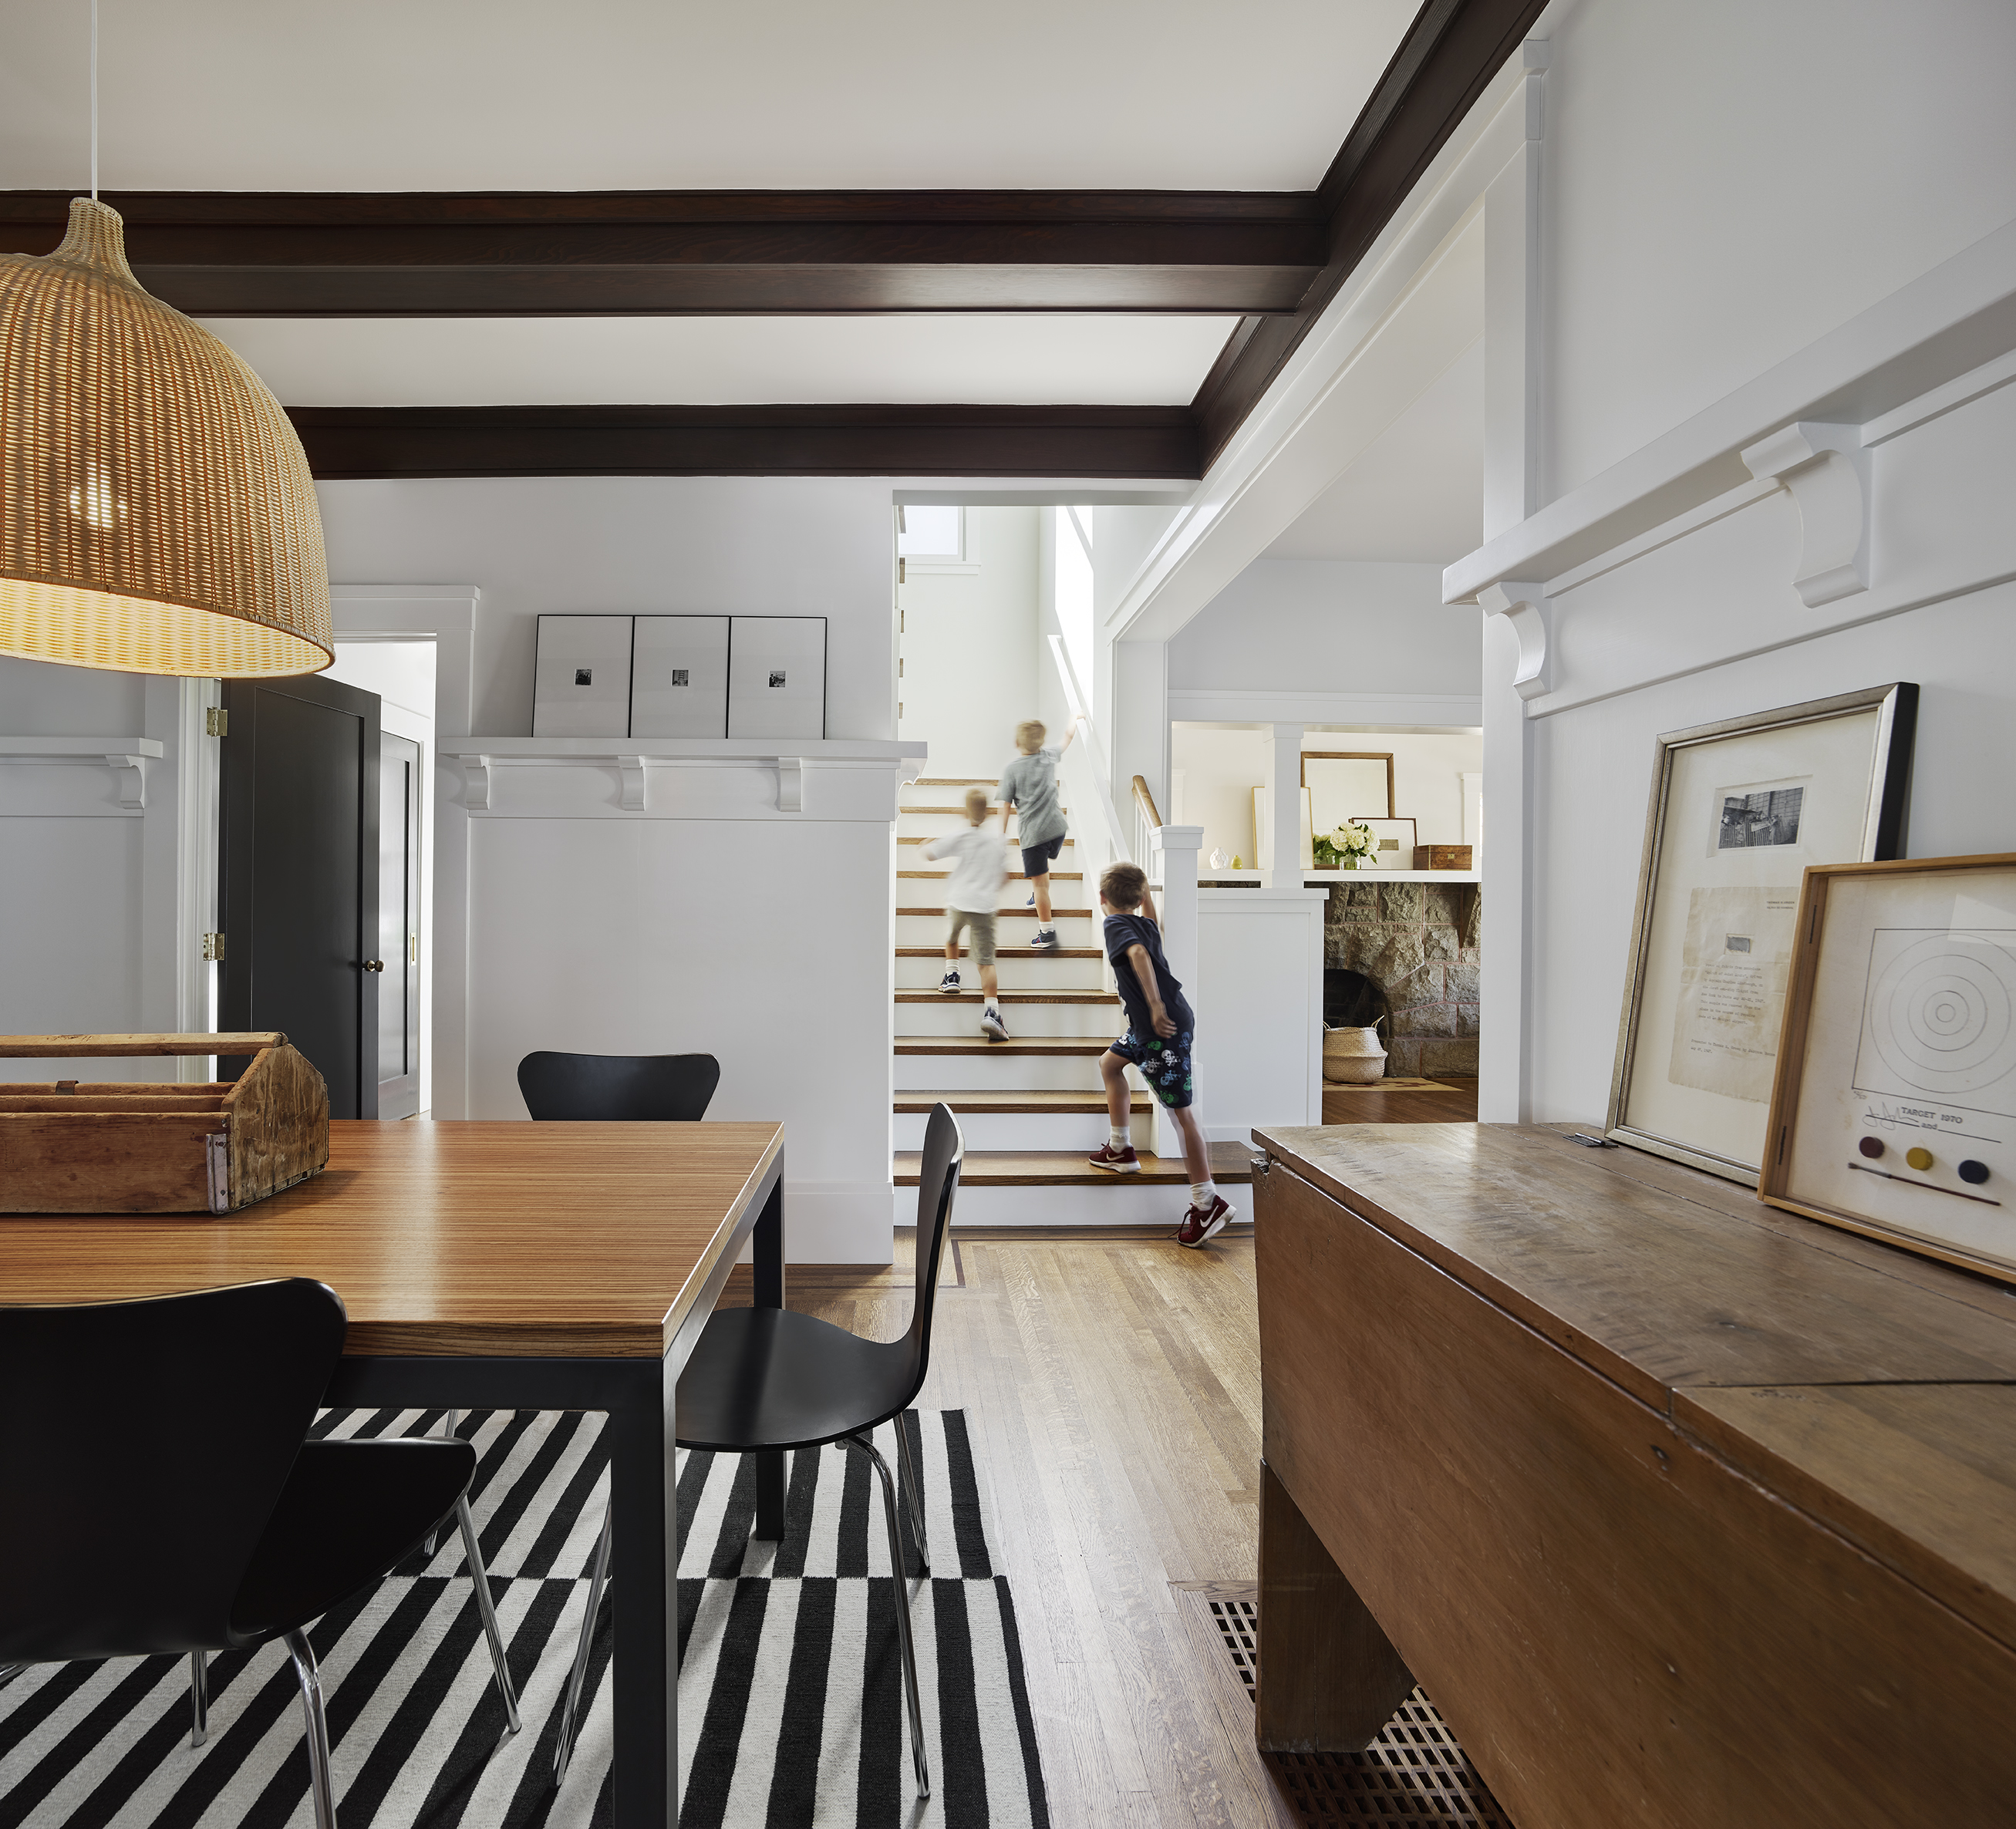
left=996, top=718, right=1077, bottom=950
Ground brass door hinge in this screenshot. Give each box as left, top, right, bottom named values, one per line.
left=205, top=707, right=228, bottom=736
left=202, top=932, right=226, bottom=962
left=898, top=557, right=907, bottom=584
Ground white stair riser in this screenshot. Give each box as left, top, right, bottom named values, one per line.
left=905, top=1184, right=1245, bottom=1228
left=898, top=956, right=1110, bottom=992
left=895, top=911, right=1094, bottom=945
left=896, top=1002, right=1120, bottom=1038
left=895, top=1054, right=1107, bottom=1091
left=894, top=1110, right=1124, bottom=1150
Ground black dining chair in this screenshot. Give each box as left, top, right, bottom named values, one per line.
left=514, top=1047, right=723, bottom=1787
left=516, top=1049, right=722, bottom=1122
left=672, top=1100, right=964, bottom=1799
left=0, top=1278, right=521, bottom=1829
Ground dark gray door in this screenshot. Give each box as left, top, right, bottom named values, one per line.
left=378, top=730, right=422, bottom=1120
left=218, top=674, right=381, bottom=1118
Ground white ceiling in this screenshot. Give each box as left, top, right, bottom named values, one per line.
left=1, top=0, right=1420, bottom=192
left=1262, top=335, right=1484, bottom=563
left=201, top=313, right=1243, bottom=406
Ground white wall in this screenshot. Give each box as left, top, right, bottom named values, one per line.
left=1542, top=0, right=2016, bottom=497
left=1169, top=561, right=1482, bottom=696
left=316, top=476, right=899, bottom=740
left=895, top=506, right=1038, bottom=778
left=0, top=662, right=207, bottom=1083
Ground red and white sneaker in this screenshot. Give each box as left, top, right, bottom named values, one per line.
left=1087, top=1143, right=1139, bottom=1173
left=1176, top=1194, right=1235, bottom=1248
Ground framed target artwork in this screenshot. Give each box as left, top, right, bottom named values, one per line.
left=1761, top=854, right=2016, bottom=1285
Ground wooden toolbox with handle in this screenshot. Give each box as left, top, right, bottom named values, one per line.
left=0, top=1033, right=329, bottom=1214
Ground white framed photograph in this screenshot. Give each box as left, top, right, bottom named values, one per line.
left=1606, top=683, right=1917, bottom=1184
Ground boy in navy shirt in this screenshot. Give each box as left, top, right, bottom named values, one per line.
left=1087, top=861, right=1236, bottom=1246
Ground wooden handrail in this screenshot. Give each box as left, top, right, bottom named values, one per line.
left=1131, top=774, right=1162, bottom=829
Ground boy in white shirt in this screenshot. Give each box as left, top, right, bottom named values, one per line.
left=920, top=787, right=1013, bottom=1042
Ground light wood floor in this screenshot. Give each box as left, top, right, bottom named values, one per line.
left=771, top=1230, right=1296, bottom=1827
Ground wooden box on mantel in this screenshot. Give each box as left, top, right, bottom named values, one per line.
left=1413, top=844, right=1474, bottom=871
left=0, top=1033, right=329, bottom=1215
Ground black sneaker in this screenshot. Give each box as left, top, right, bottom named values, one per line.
left=937, top=969, right=961, bottom=993
left=1030, top=928, right=1060, bottom=951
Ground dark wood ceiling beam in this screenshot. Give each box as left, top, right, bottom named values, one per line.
left=287, top=404, right=1200, bottom=480
left=1193, top=0, right=1549, bottom=471
left=0, top=189, right=1325, bottom=315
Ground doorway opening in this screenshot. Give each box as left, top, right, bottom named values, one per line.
left=325, top=639, right=437, bottom=1117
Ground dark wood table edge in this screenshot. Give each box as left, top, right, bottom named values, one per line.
left=322, top=1142, right=787, bottom=1829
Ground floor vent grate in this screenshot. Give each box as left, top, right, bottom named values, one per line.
left=1184, top=1586, right=1515, bottom=1826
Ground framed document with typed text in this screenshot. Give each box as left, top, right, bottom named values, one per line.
left=1761, top=854, right=2016, bottom=1284
left=1605, top=683, right=1917, bottom=1184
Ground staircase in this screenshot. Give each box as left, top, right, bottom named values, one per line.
left=892, top=776, right=1251, bottom=1224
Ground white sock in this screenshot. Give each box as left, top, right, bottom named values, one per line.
left=1110, top=1125, right=1130, bottom=1150
left=1190, top=1180, right=1218, bottom=1209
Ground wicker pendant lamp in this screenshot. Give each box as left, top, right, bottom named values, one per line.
left=0, top=195, right=332, bottom=676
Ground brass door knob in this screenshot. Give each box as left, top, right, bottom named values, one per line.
left=361, top=959, right=385, bottom=972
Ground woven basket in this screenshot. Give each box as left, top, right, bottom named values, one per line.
left=1323, top=1022, right=1388, bottom=1085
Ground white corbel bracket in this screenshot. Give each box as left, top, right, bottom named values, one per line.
left=1478, top=581, right=1552, bottom=700
left=103, top=752, right=150, bottom=810
left=462, top=754, right=493, bottom=810
left=777, top=756, right=804, bottom=813
left=1739, top=422, right=1870, bottom=608
left=619, top=756, right=649, bottom=812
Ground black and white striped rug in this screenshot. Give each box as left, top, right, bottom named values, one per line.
left=0, top=1407, right=1050, bottom=1829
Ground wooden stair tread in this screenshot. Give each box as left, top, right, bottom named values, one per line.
left=902, top=869, right=1081, bottom=881
left=896, top=1143, right=1254, bottom=1187
left=898, top=905, right=1093, bottom=918
left=896, top=989, right=1117, bottom=1005
left=903, top=804, right=1068, bottom=817
left=902, top=834, right=1073, bottom=846
left=896, top=1091, right=1150, bottom=1113
left=895, top=1038, right=1109, bottom=1056
left=898, top=945, right=1101, bottom=960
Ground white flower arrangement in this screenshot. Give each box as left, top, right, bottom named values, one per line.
left=1313, top=820, right=1377, bottom=870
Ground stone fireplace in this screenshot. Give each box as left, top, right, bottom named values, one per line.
left=1323, top=879, right=1482, bottom=1078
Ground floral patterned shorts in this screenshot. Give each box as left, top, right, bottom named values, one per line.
left=1108, top=1029, right=1194, bottom=1109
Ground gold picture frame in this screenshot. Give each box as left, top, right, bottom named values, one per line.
left=1605, top=683, right=1917, bottom=1184
left=1761, top=854, right=2016, bottom=1285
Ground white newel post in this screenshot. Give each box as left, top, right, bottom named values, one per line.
left=1150, top=824, right=1203, bottom=1159
left=1262, top=723, right=1304, bottom=887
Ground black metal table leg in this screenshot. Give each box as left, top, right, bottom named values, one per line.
left=752, top=1170, right=787, bottom=1538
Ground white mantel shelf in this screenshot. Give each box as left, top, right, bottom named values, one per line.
left=443, top=737, right=927, bottom=815
left=1200, top=869, right=1482, bottom=884
left=446, top=737, right=925, bottom=762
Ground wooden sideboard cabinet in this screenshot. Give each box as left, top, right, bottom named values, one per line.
left=1252, top=1122, right=2016, bottom=1829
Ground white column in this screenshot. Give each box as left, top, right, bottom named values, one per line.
left=1261, top=723, right=1303, bottom=888
left=1150, top=823, right=1203, bottom=1159
left=1478, top=614, right=1530, bottom=1123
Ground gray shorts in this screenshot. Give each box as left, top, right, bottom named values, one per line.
left=946, top=908, right=997, bottom=967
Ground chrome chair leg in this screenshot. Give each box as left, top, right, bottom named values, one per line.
left=894, top=1413, right=930, bottom=1574
left=423, top=1408, right=463, bottom=1557
left=189, top=1650, right=209, bottom=1746
left=283, top=1629, right=337, bottom=1829
left=455, top=1494, right=521, bottom=1735
left=844, top=1433, right=931, bottom=1798
left=551, top=1504, right=614, bottom=1788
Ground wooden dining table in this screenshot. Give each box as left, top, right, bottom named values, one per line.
left=0, top=1117, right=787, bottom=1829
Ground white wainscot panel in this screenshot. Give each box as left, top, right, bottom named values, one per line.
left=464, top=815, right=895, bottom=1263
left=1194, top=888, right=1326, bottom=1145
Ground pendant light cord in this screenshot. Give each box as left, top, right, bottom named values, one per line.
left=89, top=0, right=99, bottom=200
